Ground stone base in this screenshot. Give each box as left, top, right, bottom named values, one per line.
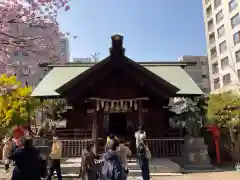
left=182, top=137, right=213, bottom=170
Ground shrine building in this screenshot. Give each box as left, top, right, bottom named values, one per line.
left=31, top=35, right=203, bottom=157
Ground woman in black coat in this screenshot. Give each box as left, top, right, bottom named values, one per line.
left=8, top=136, right=42, bottom=180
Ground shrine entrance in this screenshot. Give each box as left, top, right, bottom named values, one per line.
left=109, top=113, right=127, bottom=137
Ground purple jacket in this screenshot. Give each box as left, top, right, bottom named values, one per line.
left=101, top=150, right=123, bottom=180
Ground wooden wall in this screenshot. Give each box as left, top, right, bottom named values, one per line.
left=64, top=70, right=170, bottom=138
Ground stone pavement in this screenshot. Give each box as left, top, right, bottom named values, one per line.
left=0, top=169, right=240, bottom=180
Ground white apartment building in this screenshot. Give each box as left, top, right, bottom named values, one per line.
left=203, top=0, right=240, bottom=92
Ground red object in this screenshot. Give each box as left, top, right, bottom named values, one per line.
left=12, top=126, right=25, bottom=138
left=207, top=125, right=221, bottom=165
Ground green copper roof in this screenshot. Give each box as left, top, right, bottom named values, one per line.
left=31, top=66, right=90, bottom=97
left=31, top=64, right=202, bottom=97
left=144, top=65, right=203, bottom=95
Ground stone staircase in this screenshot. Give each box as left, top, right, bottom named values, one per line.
left=54, top=157, right=182, bottom=179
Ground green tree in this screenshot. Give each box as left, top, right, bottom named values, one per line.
left=0, top=75, right=43, bottom=136
left=207, top=91, right=240, bottom=159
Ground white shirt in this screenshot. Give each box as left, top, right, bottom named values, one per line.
left=134, top=131, right=146, bottom=148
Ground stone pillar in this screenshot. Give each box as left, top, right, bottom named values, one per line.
left=183, top=137, right=213, bottom=170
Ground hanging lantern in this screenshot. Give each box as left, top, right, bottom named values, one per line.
left=101, top=100, right=104, bottom=108
left=120, top=100, right=124, bottom=109
left=104, top=102, right=109, bottom=111
left=96, top=100, right=100, bottom=111
left=134, top=101, right=138, bottom=110
left=130, top=100, right=133, bottom=107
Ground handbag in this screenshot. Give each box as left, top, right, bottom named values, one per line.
left=144, top=144, right=151, bottom=160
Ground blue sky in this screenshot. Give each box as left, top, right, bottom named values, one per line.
left=57, top=0, right=206, bottom=62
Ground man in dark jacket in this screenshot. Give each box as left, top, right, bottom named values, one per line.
left=102, top=138, right=123, bottom=180
left=8, top=136, right=42, bottom=180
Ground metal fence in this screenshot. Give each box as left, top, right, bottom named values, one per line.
left=146, top=138, right=184, bottom=157
left=58, top=138, right=184, bottom=157
left=60, top=139, right=92, bottom=157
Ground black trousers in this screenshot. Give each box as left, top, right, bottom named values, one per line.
left=47, top=159, right=62, bottom=180
left=4, top=163, right=9, bottom=171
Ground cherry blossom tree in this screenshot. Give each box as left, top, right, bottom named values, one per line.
left=0, top=0, right=74, bottom=67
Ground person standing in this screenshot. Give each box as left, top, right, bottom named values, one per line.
left=137, top=139, right=151, bottom=180
left=134, top=125, right=146, bottom=149
left=117, top=138, right=132, bottom=180
left=8, top=136, right=42, bottom=180
left=2, top=136, right=13, bottom=173
left=105, top=134, right=118, bottom=152
left=79, top=143, right=96, bottom=180
left=47, top=136, right=62, bottom=180
left=101, top=138, right=123, bottom=180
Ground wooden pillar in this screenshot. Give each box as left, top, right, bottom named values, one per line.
left=91, top=110, right=98, bottom=154
left=138, top=100, right=143, bottom=126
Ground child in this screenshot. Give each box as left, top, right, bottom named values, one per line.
left=2, top=136, right=13, bottom=173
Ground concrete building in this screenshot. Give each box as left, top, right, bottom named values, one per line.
left=202, top=0, right=240, bottom=92
left=0, top=1, right=68, bottom=87
left=179, top=56, right=211, bottom=93
left=60, top=37, right=70, bottom=63
left=72, top=57, right=92, bottom=63
left=3, top=22, right=66, bottom=88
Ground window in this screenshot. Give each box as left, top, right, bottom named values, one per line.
left=214, top=0, right=221, bottom=9
left=22, top=51, right=28, bottom=56
left=223, top=73, right=231, bottom=85
left=216, top=10, right=224, bottom=23
left=211, top=47, right=217, bottom=59
left=202, top=74, right=208, bottom=78
left=221, top=57, right=229, bottom=69
left=208, top=19, right=214, bottom=31
left=231, top=13, right=240, bottom=28
left=233, top=31, right=240, bottom=44
left=206, top=5, right=212, bottom=17
left=13, top=51, right=18, bottom=56
left=212, top=63, right=219, bottom=74
left=219, top=41, right=227, bottom=54
left=229, top=0, right=238, bottom=12
left=213, top=77, right=220, bottom=89
left=236, top=50, right=240, bottom=61
left=209, top=33, right=215, bottom=44
left=217, top=25, right=225, bottom=38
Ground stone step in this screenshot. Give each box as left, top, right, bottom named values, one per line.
left=58, top=157, right=181, bottom=176
left=53, top=173, right=183, bottom=179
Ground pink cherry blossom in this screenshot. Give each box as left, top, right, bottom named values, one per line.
left=0, top=0, right=73, bottom=65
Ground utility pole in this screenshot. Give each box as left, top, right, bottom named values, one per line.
left=90, top=53, right=100, bottom=63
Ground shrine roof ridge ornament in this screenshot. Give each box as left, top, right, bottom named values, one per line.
left=110, top=34, right=125, bottom=57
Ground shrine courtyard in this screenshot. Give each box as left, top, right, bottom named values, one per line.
left=31, top=34, right=204, bottom=157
